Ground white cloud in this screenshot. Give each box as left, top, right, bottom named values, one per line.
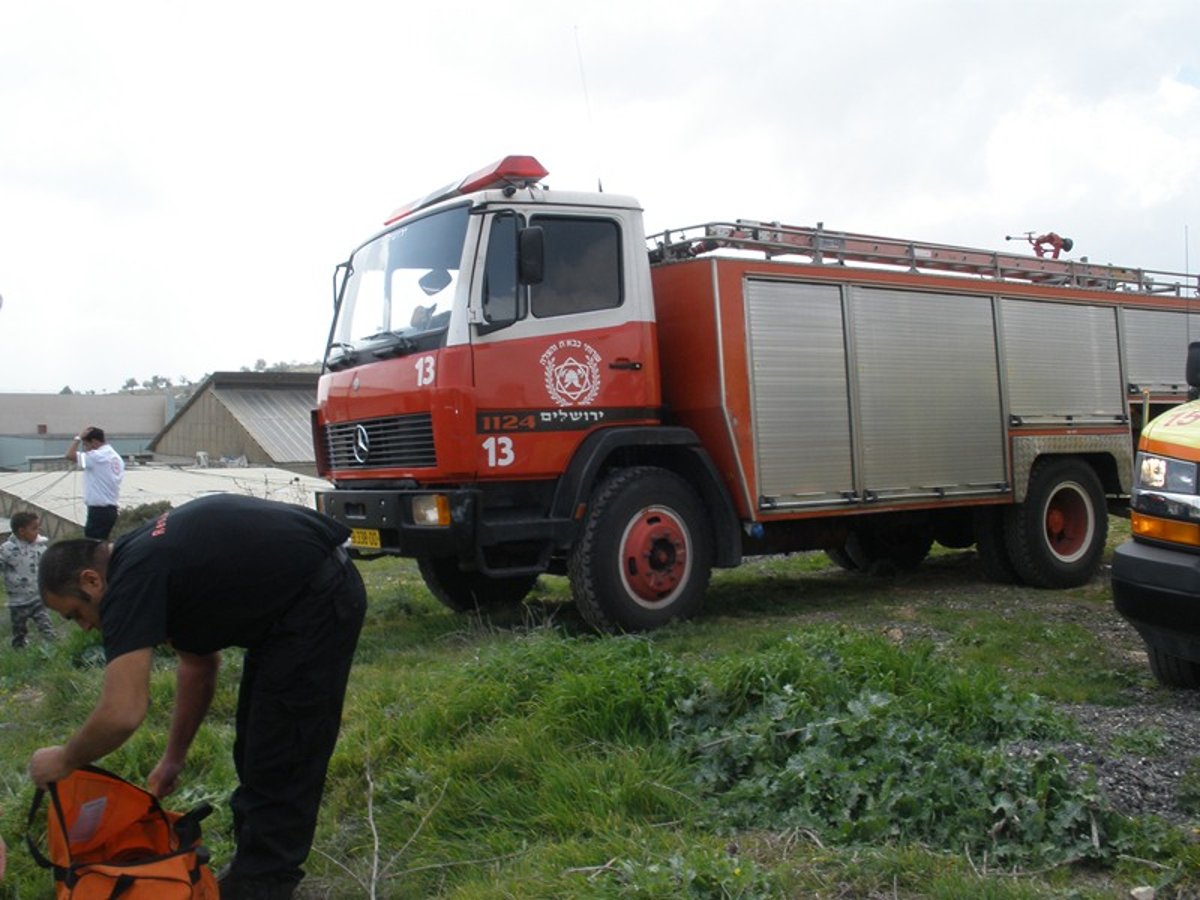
left=1, top=0, right=1199, bottom=392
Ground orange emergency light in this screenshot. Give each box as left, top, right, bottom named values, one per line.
left=384, top=155, right=549, bottom=225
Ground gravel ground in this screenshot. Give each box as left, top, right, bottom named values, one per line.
left=1015, top=563, right=1200, bottom=828
left=943, top=557, right=1200, bottom=828
left=1057, top=691, right=1200, bottom=825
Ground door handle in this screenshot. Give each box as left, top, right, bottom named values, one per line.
left=609, top=359, right=643, bottom=371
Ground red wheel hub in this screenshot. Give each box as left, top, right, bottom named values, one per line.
left=1043, top=484, right=1091, bottom=561
left=620, top=507, right=690, bottom=604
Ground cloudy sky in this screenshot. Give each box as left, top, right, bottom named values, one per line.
left=2, top=1, right=1198, bottom=394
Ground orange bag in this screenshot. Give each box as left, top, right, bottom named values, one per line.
left=26, top=764, right=219, bottom=899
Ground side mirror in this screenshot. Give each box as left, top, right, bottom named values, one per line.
left=418, top=268, right=452, bottom=296
left=519, top=226, right=545, bottom=285
left=1187, top=341, right=1200, bottom=390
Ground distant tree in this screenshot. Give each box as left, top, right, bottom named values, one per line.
left=141, top=375, right=173, bottom=391
left=122, top=377, right=139, bottom=391
left=254, top=358, right=267, bottom=372
left=59, top=385, right=72, bottom=395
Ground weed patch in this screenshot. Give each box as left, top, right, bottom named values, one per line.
left=670, top=629, right=1133, bottom=869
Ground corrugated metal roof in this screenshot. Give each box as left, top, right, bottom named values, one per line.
left=212, top=386, right=316, bottom=463
left=0, top=466, right=332, bottom=539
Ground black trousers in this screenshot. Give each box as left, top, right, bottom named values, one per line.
left=227, top=547, right=366, bottom=884
left=84, top=505, right=118, bottom=540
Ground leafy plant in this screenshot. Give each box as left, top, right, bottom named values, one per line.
left=112, top=501, right=172, bottom=539
left=669, top=630, right=1112, bottom=868
left=1180, top=756, right=1200, bottom=816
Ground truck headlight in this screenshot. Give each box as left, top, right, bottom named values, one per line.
left=411, top=494, right=451, bottom=526
left=1137, top=452, right=1197, bottom=493
left=1132, top=451, right=1200, bottom=524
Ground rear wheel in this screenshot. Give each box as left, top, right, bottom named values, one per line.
left=1004, top=458, right=1106, bottom=588
left=843, top=524, right=933, bottom=576
left=569, top=466, right=713, bottom=632
left=1147, top=647, right=1200, bottom=689
left=825, top=547, right=860, bottom=571
left=932, top=509, right=976, bottom=549
left=973, top=507, right=1021, bottom=584
left=417, top=557, right=538, bottom=613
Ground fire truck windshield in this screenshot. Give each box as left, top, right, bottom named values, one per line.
left=326, top=204, right=470, bottom=369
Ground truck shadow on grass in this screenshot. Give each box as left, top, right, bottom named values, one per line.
left=460, top=549, right=1024, bottom=641
left=699, top=549, right=991, bottom=620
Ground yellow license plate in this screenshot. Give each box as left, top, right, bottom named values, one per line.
left=350, top=528, right=382, bottom=549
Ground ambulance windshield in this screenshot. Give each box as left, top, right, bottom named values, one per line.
left=326, top=204, right=469, bottom=369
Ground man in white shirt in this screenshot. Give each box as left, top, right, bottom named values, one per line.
left=65, top=426, right=125, bottom=539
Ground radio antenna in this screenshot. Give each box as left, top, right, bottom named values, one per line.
left=1188, top=224, right=1195, bottom=343
left=574, top=26, right=603, bottom=192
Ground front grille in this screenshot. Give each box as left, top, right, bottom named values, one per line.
left=325, top=414, right=437, bottom=470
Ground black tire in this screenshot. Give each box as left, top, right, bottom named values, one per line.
left=932, top=509, right=976, bottom=549
left=1147, top=647, right=1200, bottom=689
left=1004, top=457, right=1107, bottom=589
left=568, top=466, right=713, bottom=632
left=417, top=557, right=538, bottom=613
left=973, top=507, right=1022, bottom=584
left=843, top=524, right=933, bottom=576
left=826, top=547, right=860, bottom=571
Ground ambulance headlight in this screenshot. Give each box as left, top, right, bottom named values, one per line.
left=411, top=494, right=451, bottom=527
left=1137, top=452, right=1197, bottom=493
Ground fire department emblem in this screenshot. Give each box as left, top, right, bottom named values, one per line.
left=540, top=340, right=602, bottom=407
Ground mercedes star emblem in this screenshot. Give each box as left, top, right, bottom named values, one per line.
left=353, top=424, right=370, bottom=464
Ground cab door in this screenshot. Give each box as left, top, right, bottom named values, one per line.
left=470, top=209, right=660, bottom=479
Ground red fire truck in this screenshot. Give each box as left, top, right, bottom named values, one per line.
left=312, top=156, right=1198, bottom=631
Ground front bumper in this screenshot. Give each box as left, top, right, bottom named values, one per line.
left=1112, top=538, right=1200, bottom=662
left=317, top=487, right=478, bottom=559
left=316, top=485, right=578, bottom=575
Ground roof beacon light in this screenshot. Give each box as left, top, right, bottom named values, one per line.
left=384, top=155, right=549, bottom=225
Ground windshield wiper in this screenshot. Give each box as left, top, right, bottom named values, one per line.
left=326, top=341, right=358, bottom=370
left=368, top=332, right=418, bottom=359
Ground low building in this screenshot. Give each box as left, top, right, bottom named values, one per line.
left=149, top=372, right=319, bottom=476
left=0, top=393, right=170, bottom=472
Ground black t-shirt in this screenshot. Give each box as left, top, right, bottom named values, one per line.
left=100, top=494, right=351, bottom=660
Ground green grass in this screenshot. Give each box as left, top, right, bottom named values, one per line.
left=2, top=520, right=1198, bottom=898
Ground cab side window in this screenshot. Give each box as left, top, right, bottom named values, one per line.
left=530, top=217, right=622, bottom=318
left=482, top=212, right=520, bottom=325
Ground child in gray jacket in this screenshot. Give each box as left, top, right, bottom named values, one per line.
left=1, top=511, right=56, bottom=648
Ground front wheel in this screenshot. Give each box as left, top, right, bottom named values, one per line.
left=569, top=466, right=713, bottom=632
left=1004, top=458, right=1106, bottom=588
left=1147, top=647, right=1200, bottom=689
left=417, top=557, right=538, bottom=613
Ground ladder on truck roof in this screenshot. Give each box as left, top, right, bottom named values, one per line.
left=647, top=219, right=1199, bottom=296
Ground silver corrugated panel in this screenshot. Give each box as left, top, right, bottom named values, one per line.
left=745, top=280, right=853, bottom=503
left=1000, top=299, right=1124, bottom=419
left=213, top=388, right=317, bottom=463
left=1123, top=309, right=1200, bottom=393
left=848, top=287, right=1005, bottom=497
